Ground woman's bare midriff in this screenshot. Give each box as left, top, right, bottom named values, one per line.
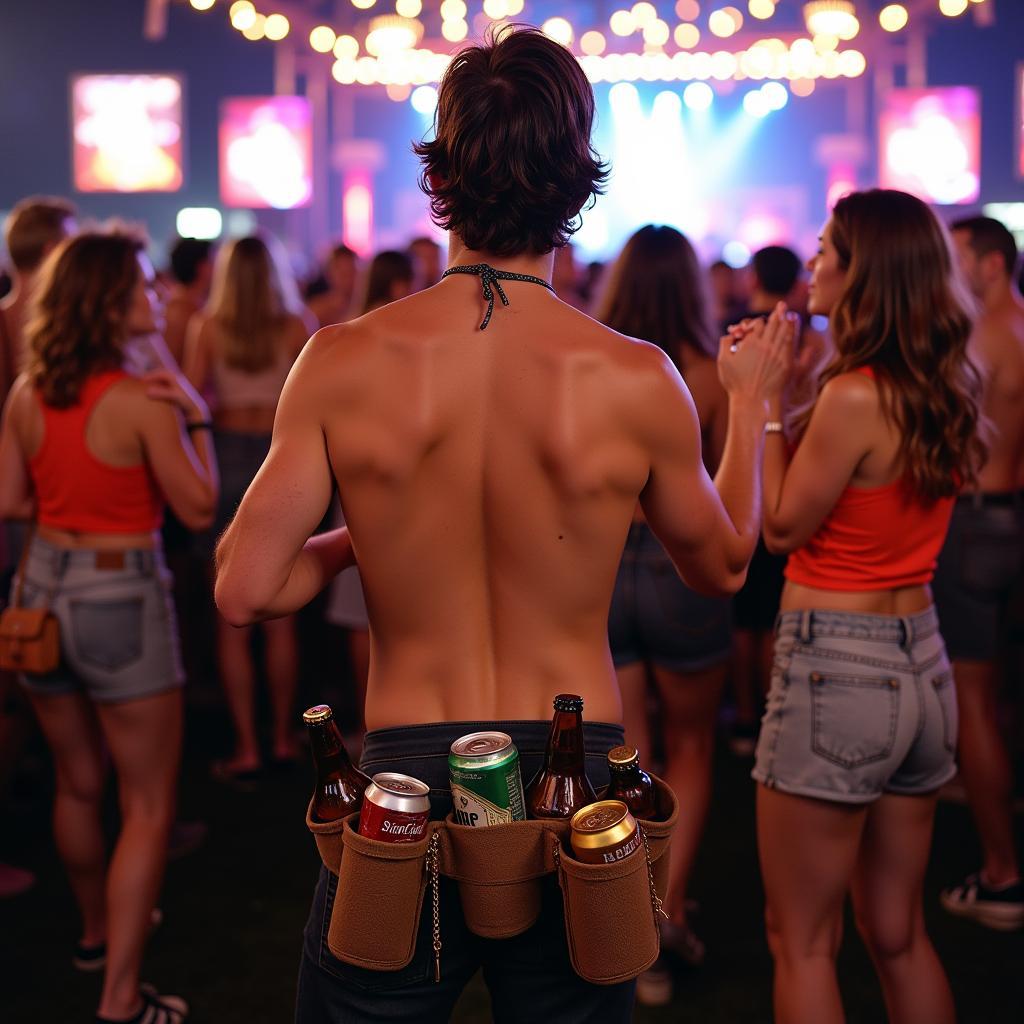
left=37, top=525, right=161, bottom=551
left=213, top=407, right=277, bottom=434
left=780, top=580, right=934, bottom=616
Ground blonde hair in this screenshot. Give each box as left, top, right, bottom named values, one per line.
left=206, top=234, right=301, bottom=372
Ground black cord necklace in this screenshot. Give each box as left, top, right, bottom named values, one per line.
left=441, top=262, right=555, bottom=330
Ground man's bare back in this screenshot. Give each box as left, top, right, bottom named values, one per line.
left=215, top=253, right=788, bottom=731
left=972, top=293, right=1024, bottom=491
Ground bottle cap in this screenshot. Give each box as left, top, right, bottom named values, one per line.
left=302, top=704, right=333, bottom=726
left=607, top=745, right=639, bottom=769
left=553, top=694, right=584, bottom=712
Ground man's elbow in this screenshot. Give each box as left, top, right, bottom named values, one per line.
left=213, top=577, right=261, bottom=627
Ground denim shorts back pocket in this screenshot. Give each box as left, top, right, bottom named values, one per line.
left=809, top=669, right=900, bottom=769
left=316, top=870, right=432, bottom=991
left=931, top=670, right=958, bottom=754
left=70, top=597, right=144, bottom=671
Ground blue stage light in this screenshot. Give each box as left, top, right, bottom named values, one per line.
left=683, top=82, right=714, bottom=112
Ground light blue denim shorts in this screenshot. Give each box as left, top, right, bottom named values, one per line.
left=13, top=536, right=184, bottom=704
left=752, top=607, right=957, bottom=804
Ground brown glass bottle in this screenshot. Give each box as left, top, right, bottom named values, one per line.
left=303, top=705, right=371, bottom=823
left=606, top=745, right=657, bottom=820
left=525, top=694, right=598, bottom=819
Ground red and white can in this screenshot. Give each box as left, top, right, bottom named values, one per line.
left=357, top=772, right=431, bottom=843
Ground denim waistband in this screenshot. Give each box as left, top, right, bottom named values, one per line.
left=362, top=719, right=625, bottom=764
left=27, top=536, right=163, bottom=577
left=776, top=606, right=939, bottom=648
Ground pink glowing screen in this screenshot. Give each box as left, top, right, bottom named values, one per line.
left=1017, top=65, right=1023, bottom=179
left=219, top=97, right=313, bottom=209
left=72, top=75, right=184, bottom=193
left=878, top=87, right=980, bottom=205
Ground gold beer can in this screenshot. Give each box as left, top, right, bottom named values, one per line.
left=569, top=800, right=642, bottom=865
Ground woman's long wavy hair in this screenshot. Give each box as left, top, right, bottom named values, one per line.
left=26, top=230, right=143, bottom=408
left=206, top=234, right=302, bottom=372
left=798, top=189, right=985, bottom=501
left=593, top=225, right=716, bottom=367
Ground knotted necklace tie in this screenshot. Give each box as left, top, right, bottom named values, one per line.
left=441, top=263, right=555, bottom=330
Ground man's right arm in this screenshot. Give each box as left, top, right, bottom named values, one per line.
left=638, top=353, right=766, bottom=596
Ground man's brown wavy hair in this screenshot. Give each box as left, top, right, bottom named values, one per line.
left=800, top=189, right=985, bottom=501
left=26, top=230, right=144, bottom=408
left=414, top=26, right=609, bottom=256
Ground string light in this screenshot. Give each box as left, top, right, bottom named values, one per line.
left=190, top=0, right=216, bottom=10
left=264, top=13, right=289, bottom=40
left=442, top=18, right=468, bottom=41
left=748, top=0, right=775, bottom=17
left=396, top=0, right=422, bottom=16
left=878, top=4, right=908, bottom=31
left=581, top=30, right=607, bottom=55
left=675, top=23, right=700, bottom=47
left=939, top=0, right=968, bottom=14
left=310, top=25, right=337, bottom=52
left=229, top=1, right=255, bottom=30
left=242, top=13, right=266, bottom=39
left=709, top=7, right=743, bottom=37
left=542, top=17, right=574, bottom=46
left=610, top=10, right=635, bottom=35
left=334, top=34, right=359, bottom=59
left=676, top=0, right=701, bottom=18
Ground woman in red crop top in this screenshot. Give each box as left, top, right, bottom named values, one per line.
left=736, top=191, right=984, bottom=1024
left=0, top=230, right=218, bottom=1024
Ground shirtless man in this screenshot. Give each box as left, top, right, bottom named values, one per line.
left=215, top=29, right=789, bottom=1022
left=1, top=197, right=76, bottom=397
left=163, top=237, right=214, bottom=366
left=937, top=215, right=1024, bottom=930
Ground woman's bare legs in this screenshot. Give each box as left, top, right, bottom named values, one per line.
left=215, top=617, right=260, bottom=771
left=652, top=662, right=728, bottom=927
left=757, top=785, right=867, bottom=1024
left=263, top=614, right=299, bottom=761
left=95, top=689, right=183, bottom=1020
left=29, top=691, right=108, bottom=947
left=615, top=662, right=651, bottom=765
left=851, top=793, right=955, bottom=1024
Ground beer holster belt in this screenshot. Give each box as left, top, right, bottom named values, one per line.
left=306, top=774, right=678, bottom=985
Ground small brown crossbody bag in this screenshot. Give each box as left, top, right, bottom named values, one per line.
left=0, top=526, right=60, bottom=674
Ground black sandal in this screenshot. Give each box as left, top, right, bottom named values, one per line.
left=95, top=986, right=188, bottom=1024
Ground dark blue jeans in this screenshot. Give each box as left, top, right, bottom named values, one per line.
left=295, top=719, right=634, bottom=1023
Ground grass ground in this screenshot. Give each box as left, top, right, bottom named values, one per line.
left=2, top=697, right=1022, bottom=1024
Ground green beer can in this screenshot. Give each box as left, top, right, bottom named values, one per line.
left=449, top=731, right=526, bottom=826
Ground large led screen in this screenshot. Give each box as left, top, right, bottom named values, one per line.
left=878, top=87, right=980, bottom=205
left=1017, top=64, right=1024, bottom=180
left=219, top=97, right=313, bottom=209
left=72, top=74, right=184, bottom=193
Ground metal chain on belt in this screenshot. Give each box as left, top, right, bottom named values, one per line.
left=427, top=830, right=442, bottom=983
left=640, top=824, right=669, bottom=920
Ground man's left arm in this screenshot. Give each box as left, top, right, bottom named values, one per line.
left=214, top=342, right=355, bottom=625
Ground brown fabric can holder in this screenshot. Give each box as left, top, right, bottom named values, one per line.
left=305, top=775, right=678, bottom=983
left=554, top=836, right=660, bottom=985
left=440, top=815, right=564, bottom=939
left=327, top=815, right=435, bottom=970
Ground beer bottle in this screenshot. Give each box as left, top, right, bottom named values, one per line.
left=525, top=694, right=598, bottom=819
left=606, top=745, right=657, bottom=819
left=303, top=705, right=371, bottom=823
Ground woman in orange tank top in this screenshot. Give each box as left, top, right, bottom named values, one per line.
left=736, top=191, right=984, bottom=1024
left=0, top=229, right=218, bottom=1024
